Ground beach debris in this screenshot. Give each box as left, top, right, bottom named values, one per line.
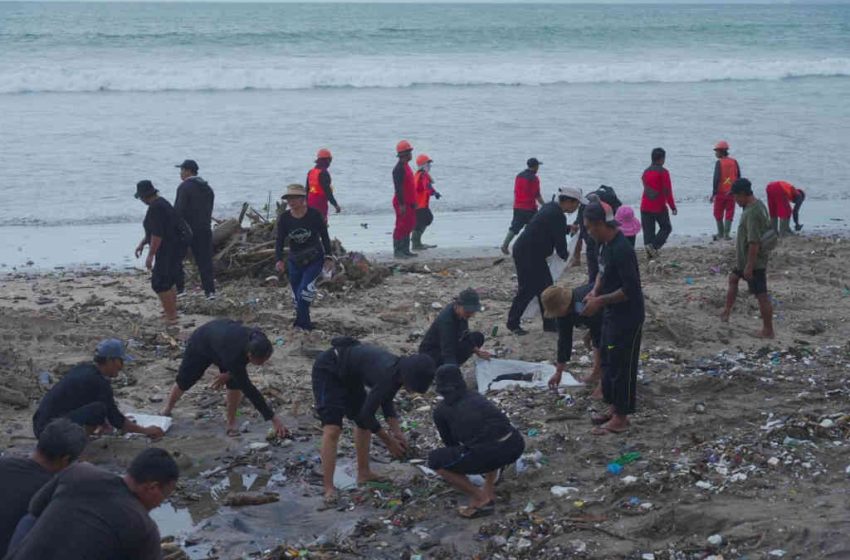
left=223, top=491, right=279, bottom=507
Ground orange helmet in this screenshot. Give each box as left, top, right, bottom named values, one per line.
left=316, top=148, right=332, bottom=160
left=714, top=140, right=730, bottom=151
left=396, top=140, right=413, bottom=154
left=415, top=154, right=432, bottom=167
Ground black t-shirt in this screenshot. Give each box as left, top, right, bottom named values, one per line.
left=6, top=463, right=161, bottom=560
left=274, top=208, right=332, bottom=262
left=418, top=304, right=469, bottom=366
left=0, top=456, right=52, bottom=557
left=337, top=343, right=401, bottom=433
left=143, top=196, right=179, bottom=254
left=33, top=363, right=126, bottom=434
left=598, top=231, right=645, bottom=328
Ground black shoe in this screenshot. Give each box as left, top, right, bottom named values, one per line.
left=509, top=327, right=529, bottom=336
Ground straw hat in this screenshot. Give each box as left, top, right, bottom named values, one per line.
left=282, top=184, right=307, bottom=199
left=541, top=285, right=573, bottom=318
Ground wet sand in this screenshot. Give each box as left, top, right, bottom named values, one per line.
left=1, top=234, right=849, bottom=559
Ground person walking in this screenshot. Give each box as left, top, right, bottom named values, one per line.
left=581, top=200, right=645, bottom=436
left=640, top=147, right=677, bottom=257
left=506, top=188, right=584, bottom=335
left=307, top=148, right=341, bottom=223
left=711, top=140, right=741, bottom=240
left=721, top=178, right=775, bottom=338
left=275, top=184, right=332, bottom=330
left=174, top=159, right=216, bottom=299
left=412, top=153, right=441, bottom=250
left=501, top=158, right=544, bottom=255
left=765, top=180, right=805, bottom=236
left=392, top=140, right=418, bottom=258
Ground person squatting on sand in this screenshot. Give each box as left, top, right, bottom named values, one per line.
left=4, top=448, right=179, bottom=560
left=711, top=140, right=742, bottom=241
left=721, top=178, right=775, bottom=339
left=134, top=179, right=187, bottom=323
left=161, top=319, right=289, bottom=438
left=311, top=337, right=436, bottom=502
left=506, top=186, right=584, bottom=336
left=542, top=283, right=603, bottom=400
left=412, top=153, right=441, bottom=251
left=174, top=158, right=216, bottom=300
left=33, top=339, right=164, bottom=440
left=275, top=184, right=333, bottom=331
left=501, top=157, right=544, bottom=255
left=0, top=419, right=87, bottom=558
left=392, top=140, right=419, bottom=259
left=419, top=288, right=491, bottom=367
left=765, top=180, right=805, bottom=236
left=427, top=364, right=525, bottom=519
left=582, top=200, right=645, bottom=436
left=307, top=148, right=342, bottom=223
left=640, top=147, right=677, bottom=258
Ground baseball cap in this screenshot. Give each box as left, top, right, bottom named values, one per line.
left=527, top=158, right=542, bottom=168
left=455, top=288, right=482, bottom=313
left=95, top=339, right=133, bottom=361
left=730, top=178, right=753, bottom=195
left=557, top=186, right=588, bottom=204
left=176, top=159, right=199, bottom=173
left=583, top=200, right=620, bottom=226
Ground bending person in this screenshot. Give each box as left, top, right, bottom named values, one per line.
left=765, top=180, right=805, bottom=235
left=428, top=365, right=525, bottom=519
left=419, top=288, right=490, bottom=367
left=161, top=319, right=288, bottom=438
left=312, top=337, right=435, bottom=502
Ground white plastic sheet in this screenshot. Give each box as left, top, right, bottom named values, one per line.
left=125, top=413, right=173, bottom=433
left=474, top=358, right=581, bottom=394
left=521, top=233, right=579, bottom=320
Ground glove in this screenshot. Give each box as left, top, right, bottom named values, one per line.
left=434, top=191, right=442, bottom=200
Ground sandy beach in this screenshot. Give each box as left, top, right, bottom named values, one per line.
left=1, top=233, right=849, bottom=559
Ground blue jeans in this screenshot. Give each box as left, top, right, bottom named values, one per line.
left=288, top=256, right=324, bottom=329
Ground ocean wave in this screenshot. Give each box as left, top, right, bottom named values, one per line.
left=1, top=57, right=849, bottom=94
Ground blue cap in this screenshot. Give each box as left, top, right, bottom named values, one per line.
left=95, top=339, right=133, bottom=361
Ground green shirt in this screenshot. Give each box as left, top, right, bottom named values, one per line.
left=736, top=199, right=770, bottom=270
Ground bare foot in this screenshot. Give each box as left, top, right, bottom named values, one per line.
left=226, top=423, right=240, bottom=437
left=590, top=385, right=603, bottom=401
left=720, top=310, right=731, bottom=323
left=323, top=490, right=338, bottom=504
left=160, top=408, right=173, bottom=417
left=755, top=329, right=775, bottom=339
left=357, top=470, right=389, bottom=485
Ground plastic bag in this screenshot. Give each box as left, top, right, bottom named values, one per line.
left=474, top=358, right=581, bottom=393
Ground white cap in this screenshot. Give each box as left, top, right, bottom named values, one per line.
left=557, top=186, right=588, bottom=204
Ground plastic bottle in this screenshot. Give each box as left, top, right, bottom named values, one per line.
left=614, top=451, right=642, bottom=466
left=607, top=463, right=623, bottom=475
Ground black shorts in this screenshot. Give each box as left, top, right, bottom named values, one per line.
left=151, top=247, right=180, bottom=294
left=509, top=209, right=536, bottom=235
left=176, top=343, right=238, bottom=391
left=732, top=268, right=768, bottom=295
left=427, top=429, right=525, bottom=475
left=312, top=349, right=366, bottom=427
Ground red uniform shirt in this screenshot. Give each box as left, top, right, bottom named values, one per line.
left=514, top=169, right=540, bottom=211
left=640, top=164, right=676, bottom=213
left=415, top=170, right=434, bottom=209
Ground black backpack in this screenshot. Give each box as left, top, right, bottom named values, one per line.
left=590, top=185, right=622, bottom=211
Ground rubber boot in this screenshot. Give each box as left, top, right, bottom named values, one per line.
left=501, top=231, right=516, bottom=255
left=769, top=216, right=778, bottom=234
left=411, top=230, right=424, bottom=251
left=418, top=230, right=437, bottom=249
left=713, top=220, right=724, bottom=242
left=779, top=218, right=793, bottom=236
left=723, top=220, right=733, bottom=240
left=402, top=236, right=418, bottom=257
left=393, top=239, right=408, bottom=259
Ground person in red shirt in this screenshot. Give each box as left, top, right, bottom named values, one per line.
left=501, top=158, right=544, bottom=255
left=306, top=148, right=341, bottom=224
left=711, top=140, right=741, bottom=240
left=392, top=140, right=418, bottom=259
left=412, top=154, right=442, bottom=251
left=765, top=181, right=805, bottom=236
left=640, top=147, right=677, bottom=259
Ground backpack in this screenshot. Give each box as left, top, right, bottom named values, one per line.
left=590, top=185, right=622, bottom=211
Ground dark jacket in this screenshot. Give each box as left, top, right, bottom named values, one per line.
left=513, top=201, right=569, bottom=261
left=175, top=176, right=214, bottom=234
left=418, top=304, right=468, bottom=366
left=335, top=339, right=401, bottom=433
left=432, top=366, right=515, bottom=448
left=33, top=363, right=126, bottom=434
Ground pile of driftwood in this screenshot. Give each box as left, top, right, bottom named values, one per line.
left=209, top=203, right=390, bottom=290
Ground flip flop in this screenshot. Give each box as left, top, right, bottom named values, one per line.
left=590, top=413, right=612, bottom=426
left=458, top=501, right=495, bottom=519
left=226, top=428, right=241, bottom=437
left=591, top=424, right=629, bottom=436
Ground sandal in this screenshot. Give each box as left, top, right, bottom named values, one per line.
left=591, top=424, right=629, bottom=436
left=226, top=428, right=241, bottom=437
left=458, top=501, right=495, bottom=519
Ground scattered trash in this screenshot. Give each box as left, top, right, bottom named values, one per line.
left=707, top=534, right=724, bottom=546
left=550, top=485, right=579, bottom=497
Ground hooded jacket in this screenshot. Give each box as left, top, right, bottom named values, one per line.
left=432, top=365, right=516, bottom=448
left=175, top=176, right=215, bottom=234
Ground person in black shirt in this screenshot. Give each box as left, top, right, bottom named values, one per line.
left=134, top=180, right=182, bottom=323
left=0, top=419, right=87, bottom=558
left=5, top=448, right=178, bottom=560
left=33, top=339, right=164, bottom=439
left=275, top=184, right=333, bottom=331
left=542, top=283, right=603, bottom=399
left=428, top=365, right=525, bottom=518
left=161, top=319, right=288, bottom=438
left=312, top=338, right=435, bottom=502
left=581, top=201, right=645, bottom=435
left=419, top=288, right=491, bottom=367
left=174, top=159, right=216, bottom=299
left=506, top=189, right=584, bottom=335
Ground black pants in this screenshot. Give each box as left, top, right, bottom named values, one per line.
left=415, top=208, right=434, bottom=233
left=176, top=342, right=239, bottom=392
left=640, top=211, right=672, bottom=251
left=177, top=229, right=216, bottom=295
left=584, top=236, right=600, bottom=285
left=507, top=255, right=554, bottom=331
left=509, top=209, right=536, bottom=235
left=431, top=331, right=485, bottom=367
left=427, top=429, right=525, bottom=474
left=33, top=401, right=106, bottom=437
left=600, top=321, right=643, bottom=416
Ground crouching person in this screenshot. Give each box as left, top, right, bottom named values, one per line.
left=428, top=365, right=525, bottom=519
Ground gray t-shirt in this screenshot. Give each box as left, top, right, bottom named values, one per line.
left=5, top=462, right=161, bottom=560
